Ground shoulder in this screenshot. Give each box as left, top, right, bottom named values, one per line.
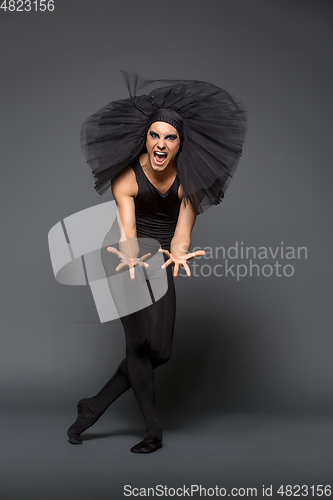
left=111, top=165, right=138, bottom=199
left=178, top=183, right=184, bottom=200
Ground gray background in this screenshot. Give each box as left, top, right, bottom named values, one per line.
left=1, top=0, right=332, bottom=498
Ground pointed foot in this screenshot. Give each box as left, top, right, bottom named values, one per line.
left=130, top=434, right=162, bottom=454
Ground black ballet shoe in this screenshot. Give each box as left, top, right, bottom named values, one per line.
left=130, top=433, right=163, bottom=454
left=67, top=398, right=102, bottom=445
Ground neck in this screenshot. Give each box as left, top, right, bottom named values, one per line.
left=140, top=153, right=176, bottom=181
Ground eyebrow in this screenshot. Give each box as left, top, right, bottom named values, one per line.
left=149, top=131, right=178, bottom=139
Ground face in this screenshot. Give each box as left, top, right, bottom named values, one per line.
left=146, top=121, right=180, bottom=171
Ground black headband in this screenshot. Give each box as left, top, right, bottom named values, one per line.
left=146, top=108, right=185, bottom=144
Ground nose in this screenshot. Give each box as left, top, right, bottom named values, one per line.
left=157, top=137, right=166, bottom=149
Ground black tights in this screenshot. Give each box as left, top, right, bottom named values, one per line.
left=90, top=264, right=175, bottom=435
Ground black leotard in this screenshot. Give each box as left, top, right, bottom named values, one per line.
left=132, top=157, right=181, bottom=250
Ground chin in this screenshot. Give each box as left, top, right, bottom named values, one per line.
left=152, top=163, right=167, bottom=171
left=150, top=155, right=169, bottom=170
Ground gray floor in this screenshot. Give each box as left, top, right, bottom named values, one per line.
left=1, top=410, right=332, bottom=500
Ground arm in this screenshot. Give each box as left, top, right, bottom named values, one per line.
left=170, top=199, right=197, bottom=256
left=111, top=167, right=139, bottom=258
left=162, top=198, right=205, bottom=277
left=107, top=168, right=150, bottom=278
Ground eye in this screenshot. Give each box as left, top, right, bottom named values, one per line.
left=165, top=135, right=178, bottom=141
left=149, top=131, right=159, bottom=139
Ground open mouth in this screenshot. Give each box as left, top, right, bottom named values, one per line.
left=153, top=151, right=168, bottom=165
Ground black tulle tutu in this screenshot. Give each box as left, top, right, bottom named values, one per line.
left=81, top=72, right=247, bottom=214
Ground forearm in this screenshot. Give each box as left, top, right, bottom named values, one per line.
left=170, top=198, right=196, bottom=256
left=170, top=233, right=191, bottom=256
left=118, top=239, right=139, bottom=259
left=116, top=199, right=139, bottom=258
left=118, top=227, right=140, bottom=259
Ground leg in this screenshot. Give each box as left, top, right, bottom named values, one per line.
left=67, top=358, right=131, bottom=444
left=124, top=264, right=176, bottom=453
left=67, top=252, right=175, bottom=450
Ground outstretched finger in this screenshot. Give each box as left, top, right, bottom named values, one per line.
left=129, top=265, right=135, bottom=280
left=182, top=261, right=191, bottom=277
left=158, top=248, right=170, bottom=257
left=173, top=262, right=179, bottom=277
left=140, top=252, right=151, bottom=262
left=107, top=246, right=121, bottom=257
left=161, top=258, right=172, bottom=269
left=138, top=261, right=149, bottom=268
left=185, top=250, right=206, bottom=260
left=115, top=262, right=127, bottom=272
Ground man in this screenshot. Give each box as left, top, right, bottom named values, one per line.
left=68, top=117, right=204, bottom=454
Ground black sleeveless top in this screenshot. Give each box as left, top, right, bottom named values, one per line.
left=132, top=158, right=182, bottom=250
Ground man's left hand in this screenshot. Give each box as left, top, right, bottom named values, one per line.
left=158, top=248, right=205, bottom=277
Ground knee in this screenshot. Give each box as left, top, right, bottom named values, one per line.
left=117, top=359, right=128, bottom=376
left=126, top=339, right=149, bottom=359
left=150, top=347, right=172, bottom=368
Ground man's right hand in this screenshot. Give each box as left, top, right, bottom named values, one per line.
left=106, top=246, right=151, bottom=280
